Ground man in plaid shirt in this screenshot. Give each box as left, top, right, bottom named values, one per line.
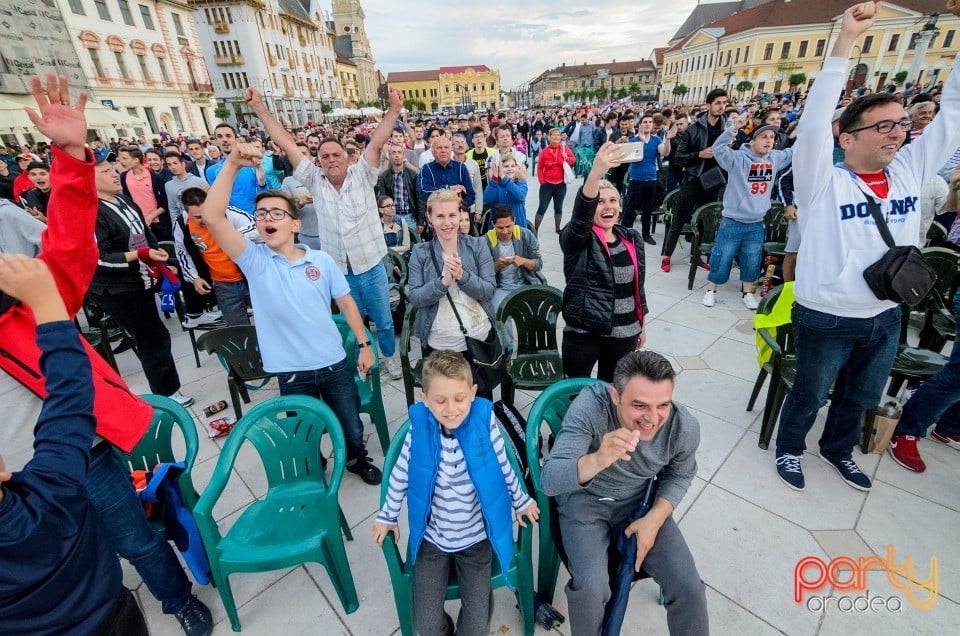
left=245, top=87, right=406, bottom=379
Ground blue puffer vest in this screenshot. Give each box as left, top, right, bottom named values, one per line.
left=406, top=398, right=516, bottom=587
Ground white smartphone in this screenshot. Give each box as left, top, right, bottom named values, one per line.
left=613, top=141, right=645, bottom=163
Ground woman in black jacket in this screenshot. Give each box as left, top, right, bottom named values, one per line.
left=560, top=143, right=649, bottom=382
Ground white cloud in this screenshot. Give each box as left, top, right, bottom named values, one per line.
left=353, top=0, right=704, bottom=87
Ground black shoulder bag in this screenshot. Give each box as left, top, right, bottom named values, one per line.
left=862, top=195, right=936, bottom=308
left=430, top=245, right=507, bottom=394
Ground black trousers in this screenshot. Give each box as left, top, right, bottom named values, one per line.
left=181, top=281, right=218, bottom=316
left=623, top=180, right=658, bottom=236
left=93, top=587, right=148, bottom=636
left=91, top=287, right=181, bottom=396
left=562, top=330, right=639, bottom=383
left=607, top=163, right=629, bottom=196
left=662, top=177, right=721, bottom=258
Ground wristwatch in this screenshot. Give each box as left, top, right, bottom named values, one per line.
left=358, top=340, right=372, bottom=349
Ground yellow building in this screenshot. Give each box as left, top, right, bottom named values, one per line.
left=387, top=65, right=500, bottom=113
left=336, top=53, right=360, bottom=107
left=659, top=0, right=957, bottom=103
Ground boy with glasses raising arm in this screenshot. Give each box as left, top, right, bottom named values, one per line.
left=199, top=143, right=383, bottom=485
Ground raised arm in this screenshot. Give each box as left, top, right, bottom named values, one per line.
left=201, top=145, right=260, bottom=259
left=244, top=88, right=304, bottom=174
left=23, top=73, right=96, bottom=315
left=364, top=89, right=404, bottom=168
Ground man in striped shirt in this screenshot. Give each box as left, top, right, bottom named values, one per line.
left=373, top=351, right=539, bottom=636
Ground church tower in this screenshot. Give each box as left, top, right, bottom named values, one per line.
left=332, top=0, right=378, bottom=103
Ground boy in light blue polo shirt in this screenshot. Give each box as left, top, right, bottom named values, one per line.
left=198, top=142, right=382, bottom=485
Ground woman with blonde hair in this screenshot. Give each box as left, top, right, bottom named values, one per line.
left=407, top=189, right=499, bottom=398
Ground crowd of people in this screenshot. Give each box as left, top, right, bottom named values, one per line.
left=2, top=3, right=960, bottom=634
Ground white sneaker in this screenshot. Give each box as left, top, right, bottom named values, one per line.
left=702, top=289, right=716, bottom=307
left=742, top=292, right=759, bottom=310
left=169, top=391, right=194, bottom=408
left=381, top=357, right=403, bottom=380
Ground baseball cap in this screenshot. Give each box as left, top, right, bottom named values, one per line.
left=751, top=123, right=780, bottom=139
left=95, top=150, right=117, bottom=164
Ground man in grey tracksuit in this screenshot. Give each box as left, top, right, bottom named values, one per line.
left=540, top=351, right=708, bottom=635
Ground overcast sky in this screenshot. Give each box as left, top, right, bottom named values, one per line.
left=357, top=0, right=706, bottom=88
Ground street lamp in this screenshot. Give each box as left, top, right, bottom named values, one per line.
left=260, top=77, right=274, bottom=114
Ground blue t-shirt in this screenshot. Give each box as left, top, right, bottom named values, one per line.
left=205, top=161, right=264, bottom=213
left=233, top=241, right=349, bottom=372
left=627, top=135, right=662, bottom=182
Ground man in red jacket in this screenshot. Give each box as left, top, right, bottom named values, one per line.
left=0, top=73, right=211, bottom=636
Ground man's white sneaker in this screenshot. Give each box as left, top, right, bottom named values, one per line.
left=381, top=357, right=403, bottom=380
left=742, top=292, right=759, bottom=310
left=702, top=289, right=716, bottom=307
left=169, top=391, right=194, bottom=408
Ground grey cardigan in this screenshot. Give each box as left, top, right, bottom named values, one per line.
left=406, top=235, right=497, bottom=344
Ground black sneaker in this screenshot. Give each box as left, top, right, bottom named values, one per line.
left=643, top=234, right=657, bottom=246
left=346, top=451, right=382, bottom=485
left=174, top=595, right=212, bottom=636
left=819, top=452, right=872, bottom=491
left=775, top=452, right=805, bottom=491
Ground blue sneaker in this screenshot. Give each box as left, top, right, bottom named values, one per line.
left=775, top=452, right=805, bottom=491
left=819, top=452, right=872, bottom=491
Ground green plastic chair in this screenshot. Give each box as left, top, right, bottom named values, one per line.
left=399, top=304, right=423, bottom=407
left=887, top=303, right=949, bottom=398
left=193, top=395, right=359, bottom=632
left=659, top=188, right=683, bottom=244
left=917, top=247, right=959, bottom=352
left=687, top=202, right=724, bottom=290
left=116, top=394, right=200, bottom=535
left=379, top=420, right=535, bottom=636
left=196, top=326, right=274, bottom=418
left=524, top=378, right=600, bottom=602
left=384, top=249, right=408, bottom=334
left=331, top=314, right=391, bottom=455
left=495, top=285, right=564, bottom=405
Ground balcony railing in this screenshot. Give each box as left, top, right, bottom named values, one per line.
left=214, top=54, right=244, bottom=65
left=213, top=21, right=229, bottom=33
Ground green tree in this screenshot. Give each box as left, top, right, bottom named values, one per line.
left=735, top=80, right=755, bottom=97
left=629, top=82, right=640, bottom=96
left=788, top=72, right=807, bottom=90
left=672, top=84, right=689, bottom=97
left=595, top=86, right=610, bottom=102
left=893, top=70, right=909, bottom=85
left=562, top=91, right=571, bottom=102
left=213, top=106, right=232, bottom=120
left=616, top=87, right=628, bottom=99
left=320, top=104, right=333, bottom=114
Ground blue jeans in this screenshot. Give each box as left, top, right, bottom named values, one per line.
left=346, top=264, right=396, bottom=358
left=277, top=358, right=366, bottom=460
left=707, top=218, right=763, bottom=285
left=86, top=443, right=192, bottom=615
left=896, top=291, right=960, bottom=438
left=776, top=304, right=901, bottom=459
left=212, top=279, right=251, bottom=326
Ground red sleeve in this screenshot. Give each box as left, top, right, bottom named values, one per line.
left=38, top=147, right=98, bottom=315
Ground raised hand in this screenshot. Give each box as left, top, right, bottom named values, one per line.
left=244, top=88, right=265, bottom=111
left=229, top=142, right=263, bottom=167
left=388, top=88, right=404, bottom=113
left=731, top=112, right=751, bottom=131
left=0, top=254, right=68, bottom=323
left=24, top=73, right=87, bottom=157
left=840, top=2, right=881, bottom=37
left=592, top=142, right=624, bottom=174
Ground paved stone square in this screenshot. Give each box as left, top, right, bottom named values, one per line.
left=122, top=174, right=958, bottom=635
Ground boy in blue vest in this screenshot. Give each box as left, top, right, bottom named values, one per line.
left=372, top=350, right=539, bottom=636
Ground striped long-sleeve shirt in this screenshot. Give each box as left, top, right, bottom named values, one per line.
left=377, top=415, right=532, bottom=553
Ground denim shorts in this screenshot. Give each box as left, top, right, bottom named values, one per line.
left=707, top=217, right=764, bottom=285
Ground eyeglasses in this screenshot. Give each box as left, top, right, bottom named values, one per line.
left=253, top=207, right=295, bottom=221
left=845, top=119, right=912, bottom=135
left=379, top=203, right=395, bottom=209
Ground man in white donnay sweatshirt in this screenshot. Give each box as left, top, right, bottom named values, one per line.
left=774, top=1, right=960, bottom=492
